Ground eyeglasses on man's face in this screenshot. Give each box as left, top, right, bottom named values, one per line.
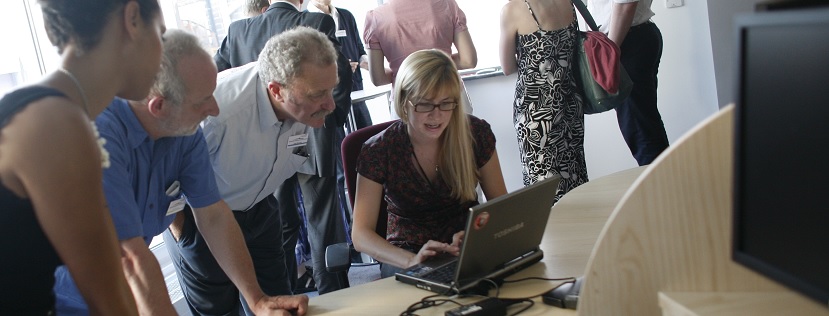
left=407, top=100, right=458, bottom=113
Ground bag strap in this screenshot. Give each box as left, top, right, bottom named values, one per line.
left=572, top=0, right=600, bottom=32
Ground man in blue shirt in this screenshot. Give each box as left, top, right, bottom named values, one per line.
left=53, top=29, right=308, bottom=316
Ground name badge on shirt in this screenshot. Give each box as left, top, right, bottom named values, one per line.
left=335, top=30, right=347, bottom=38
left=165, top=181, right=180, bottom=197
left=166, top=197, right=186, bottom=216
left=287, top=134, right=308, bottom=148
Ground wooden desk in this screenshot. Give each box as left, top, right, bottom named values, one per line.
left=659, top=292, right=829, bottom=316
left=578, top=106, right=829, bottom=315
left=307, top=167, right=645, bottom=315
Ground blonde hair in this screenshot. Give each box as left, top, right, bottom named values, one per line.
left=393, top=49, right=477, bottom=202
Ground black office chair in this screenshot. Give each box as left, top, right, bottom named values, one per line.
left=325, top=120, right=397, bottom=272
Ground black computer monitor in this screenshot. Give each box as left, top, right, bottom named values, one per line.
left=733, top=7, right=829, bottom=306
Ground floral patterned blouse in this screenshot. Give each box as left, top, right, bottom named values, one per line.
left=356, top=115, right=496, bottom=251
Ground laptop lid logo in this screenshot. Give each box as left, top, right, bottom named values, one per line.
left=473, top=211, right=490, bottom=230
left=494, top=222, right=525, bottom=239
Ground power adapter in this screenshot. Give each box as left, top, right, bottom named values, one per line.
left=444, top=297, right=507, bottom=316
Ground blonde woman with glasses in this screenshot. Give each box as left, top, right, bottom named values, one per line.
left=351, top=49, right=507, bottom=278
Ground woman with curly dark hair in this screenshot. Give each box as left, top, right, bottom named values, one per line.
left=0, top=0, right=164, bottom=314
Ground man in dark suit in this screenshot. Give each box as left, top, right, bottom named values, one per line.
left=308, top=0, right=372, bottom=132
left=214, top=0, right=352, bottom=295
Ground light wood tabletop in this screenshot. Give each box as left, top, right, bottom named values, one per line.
left=306, top=166, right=645, bottom=316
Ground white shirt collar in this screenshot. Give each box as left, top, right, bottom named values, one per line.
left=307, top=2, right=339, bottom=30
left=275, top=0, right=300, bottom=11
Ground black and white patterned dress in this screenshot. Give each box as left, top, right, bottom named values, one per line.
left=513, top=0, right=587, bottom=202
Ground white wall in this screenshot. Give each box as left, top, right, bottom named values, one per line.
left=467, top=0, right=722, bottom=191
left=707, top=0, right=767, bottom=108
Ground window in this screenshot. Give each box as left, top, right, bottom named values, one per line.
left=455, top=0, right=500, bottom=68
left=0, top=0, right=61, bottom=97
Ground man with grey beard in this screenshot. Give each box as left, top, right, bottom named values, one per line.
left=164, top=26, right=336, bottom=315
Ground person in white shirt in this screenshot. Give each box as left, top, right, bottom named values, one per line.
left=588, top=0, right=669, bottom=165
left=164, top=26, right=337, bottom=316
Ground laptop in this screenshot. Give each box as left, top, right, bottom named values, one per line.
left=395, top=176, right=561, bottom=295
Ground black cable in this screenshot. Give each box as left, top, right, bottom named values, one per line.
left=480, top=278, right=501, bottom=298
left=501, top=276, right=576, bottom=283
left=493, top=276, right=576, bottom=315
left=500, top=298, right=535, bottom=316
left=400, top=276, right=576, bottom=315
left=399, top=294, right=462, bottom=316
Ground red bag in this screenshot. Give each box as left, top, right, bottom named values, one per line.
left=582, top=31, right=622, bottom=94
left=573, top=0, right=633, bottom=114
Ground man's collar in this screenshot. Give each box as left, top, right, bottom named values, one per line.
left=307, top=2, right=336, bottom=16
left=112, top=98, right=152, bottom=148
left=255, top=75, right=283, bottom=132
left=270, top=0, right=300, bottom=11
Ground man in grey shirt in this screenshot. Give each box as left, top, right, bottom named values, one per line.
left=164, top=27, right=338, bottom=315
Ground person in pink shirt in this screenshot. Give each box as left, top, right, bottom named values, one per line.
left=363, top=0, right=477, bottom=86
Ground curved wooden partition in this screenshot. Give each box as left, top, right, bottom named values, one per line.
left=578, top=106, right=788, bottom=315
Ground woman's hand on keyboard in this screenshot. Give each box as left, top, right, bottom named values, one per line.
left=408, top=240, right=461, bottom=267
left=451, top=231, right=465, bottom=250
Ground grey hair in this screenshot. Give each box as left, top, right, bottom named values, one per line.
left=246, top=0, right=269, bottom=16
left=150, top=29, right=207, bottom=106
left=257, top=26, right=337, bottom=88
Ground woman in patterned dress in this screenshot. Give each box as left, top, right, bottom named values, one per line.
left=351, top=50, right=507, bottom=278
left=500, top=0, right=588, bottom=202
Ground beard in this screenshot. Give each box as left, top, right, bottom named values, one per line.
left=160, top=111, right=201, bottom=137
left=171, top=124, right=199, bottom=137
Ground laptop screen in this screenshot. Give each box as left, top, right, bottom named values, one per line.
left=454, top=176, right=561, bottom=286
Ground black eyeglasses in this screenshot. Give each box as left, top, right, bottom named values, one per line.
left=407, top=100, right=458, bottom=113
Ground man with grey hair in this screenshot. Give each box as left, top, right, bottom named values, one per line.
left=246, top=0, right=269, bottom=17
left=53, top=29, right=309, bottom=316
left=164, top=26, right=336, bottom=315
left=215, top=0, right=353, bottom=295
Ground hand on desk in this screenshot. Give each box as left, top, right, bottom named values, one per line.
left=251, top=294, right=309, bottom=316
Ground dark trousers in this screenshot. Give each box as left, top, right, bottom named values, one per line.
left=276, top=177, right=301, bottom=294
left=277, top=172, right=350, bottom=295
left=164, top=196, right=291, bottom=316
left=616, top=21, right=670, bottom=166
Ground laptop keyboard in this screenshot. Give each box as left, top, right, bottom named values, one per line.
left=422, top=260, right=458, bottom=284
